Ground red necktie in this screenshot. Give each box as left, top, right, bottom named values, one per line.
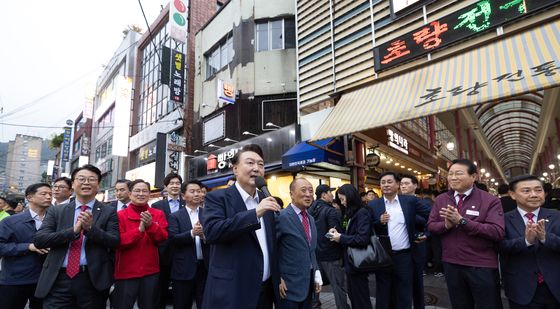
left=66, top=205, right=88, bottom=278
left=457, top=194, right=465, bottom=210
left=524, top=212, right=545, bottom=284
left=301, top=209, right=311, bottom=246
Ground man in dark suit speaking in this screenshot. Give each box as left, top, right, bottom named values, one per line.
left=201, top=144, right=281, bottom=309
left=34, top=164, right=120, bottom=308
left=499, top=175, right=560, bottom=308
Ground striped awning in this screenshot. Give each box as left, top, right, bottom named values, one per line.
left=311, top=20, right=560, bottom=141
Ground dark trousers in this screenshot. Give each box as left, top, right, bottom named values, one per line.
left=278, top=272, right=314, bottom=309
left=112, top=273, right=159, bottom=309
left=412, top=243, right=427, bottom=309
left=509, top=283, right=560, bottom=309
left=443, top=263, right=503, bottom=309
left=347, top=272, right=372, bottom=309
left=257, top=278, right=274, bottom=309
left=173, top=261, right=207, bottom=309
left=43, top=269, right=109, bottom=309
left=426, top=235, right=442, bottom=272
left=0, top=284, right=42, bottom=309
left=375, top=250, right=413, bottom=309
left=157, top=264, right=172, bottom=309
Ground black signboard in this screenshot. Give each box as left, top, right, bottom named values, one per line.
left=375, top=0, right=560, bottom=71
left=171, top=49, right=185, bottom=103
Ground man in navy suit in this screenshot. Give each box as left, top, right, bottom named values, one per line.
left=152, top=172, right=185, bottom=308
left=277, top=178, right=322, bottom=309
left=168, top=179, right=208, bottom=309
left=499, top=175, right=560, bottom=308
left=107, top=179, right=131, bottom=212
left=201, top=144, right=281, bottom=309
left=370, top=171, right=430, bottom=309
left=0, top=183, right=52, bottom=308
left=34, top=164, right=120, bottom=309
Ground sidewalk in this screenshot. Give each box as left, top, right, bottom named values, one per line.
left=316, top=272, right=510, bottom=309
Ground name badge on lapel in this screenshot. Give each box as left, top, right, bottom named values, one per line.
left=466, top=209, right=479, bottom=216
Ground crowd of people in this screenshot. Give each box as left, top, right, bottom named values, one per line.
left=0, top=144, right=559, bottom=309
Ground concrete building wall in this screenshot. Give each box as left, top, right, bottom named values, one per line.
left=194, top=0, right=297, bottom=119
left=6, top=135, right=42, bottom=193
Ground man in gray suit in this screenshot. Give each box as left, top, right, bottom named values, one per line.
left=277, top=178, right=322, bottom=309
left=34, top=164, right=120, bottom=309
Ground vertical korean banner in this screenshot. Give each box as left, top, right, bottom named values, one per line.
left=61, top=127, right=72, bottom=162
left=171, top=49, right=185, bottom=103
left=169, top=0, right=189, bottom=43
left=112, top=76, right=132, bottom=156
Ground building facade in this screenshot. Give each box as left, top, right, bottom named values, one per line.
left=188, top=0, right=298, bottom=191
left=91, top=31, right=140, bottom=194
left=297, top=0, right=560, bottom=190
left=126, top=1, right=218, bottom=190
left=5, top=134, right=42, bottom=194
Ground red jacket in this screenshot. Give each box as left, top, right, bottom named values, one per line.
left=114, top=204, right=168, bottom=280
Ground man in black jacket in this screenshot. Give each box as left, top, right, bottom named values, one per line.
left=309, top=184, right=350, bottom=309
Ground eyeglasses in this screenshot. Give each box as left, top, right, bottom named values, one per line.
left=53, top=185, right=69, bottom=190
left=75, top=177, right=99, bottom=184
left=132, top=189, right=150, bottom=194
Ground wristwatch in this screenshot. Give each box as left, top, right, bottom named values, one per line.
left=458, top=218, right=468, bottom=226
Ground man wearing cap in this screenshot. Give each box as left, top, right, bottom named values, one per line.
left=309, top=184, right=350, bottom=309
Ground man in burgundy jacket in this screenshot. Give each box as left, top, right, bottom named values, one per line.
left=427, top=159, right=505, bottom=309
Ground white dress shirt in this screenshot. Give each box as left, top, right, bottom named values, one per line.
left=235, top=182, right=270, bottom=282
left=384, top=195, right=410, bottom=251
left=187, top=206, right=204, bottom=260
left=517, top=207, right=543, bottom=246
left=116, top=200, right=129, bottom=212
left=28, top=208, right=44, bottom=230
left=454, top=187, right=474, bottom=204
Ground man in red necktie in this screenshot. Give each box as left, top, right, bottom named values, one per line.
left=276, top=178, right=322, bottom=309
left=427, top=159, right=505, bottom=309
left=34, top=164, right=120, bottom=308
left=499, top=174, right=560, bottom=308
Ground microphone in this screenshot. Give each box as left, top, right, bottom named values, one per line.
left=255, top=176, right=280, bottom=213
left=255, top=176, right=271, bottom=197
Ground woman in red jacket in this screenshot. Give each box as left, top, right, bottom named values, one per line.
left=112, top=179, right=168, bottom=309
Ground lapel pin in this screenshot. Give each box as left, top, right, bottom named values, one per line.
left=471, top=206, right=475, bottom=208
left=97, top=208, right=100, bottom=211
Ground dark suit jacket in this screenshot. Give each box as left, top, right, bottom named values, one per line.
left=168, top=206, right=209, bottom=281
left=152, top=197, right=185, bottom=266
left=0, top=209, right=45, bottom=285
left=338, top=207, right=371, bottom=274
left=370, top=195, right=431, bottom=248
left=276, top=204, right=319, bottom=302
left=201, top=185, right=280, bottom=309
left=499, top=208, right=560, bottom=305
left=33, top=200, right=120, bottom=298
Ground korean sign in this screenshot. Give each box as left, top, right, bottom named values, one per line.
left=61, top=127, right=72, bottom=162
left=375, top=0, right=560, bottom=71
left=217, top=79, right=235, bottom=105
left=169, top=0, right=189, bottom=43
left=171, top=49, right=185, bottom=103
left=387, top=129, right=409, bottom=155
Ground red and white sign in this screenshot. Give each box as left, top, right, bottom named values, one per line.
left=169, top=0, right=189, bottom=43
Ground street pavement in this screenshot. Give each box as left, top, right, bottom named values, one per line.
left=316, top=270, right=511, bottom=309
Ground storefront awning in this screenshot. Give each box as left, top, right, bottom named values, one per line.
left=282, top=138, right=344, bottom=169
left=312, top=20, right=560, bottom=141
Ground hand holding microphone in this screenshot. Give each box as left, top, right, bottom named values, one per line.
left=255, top=176, right=281, bottom=217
